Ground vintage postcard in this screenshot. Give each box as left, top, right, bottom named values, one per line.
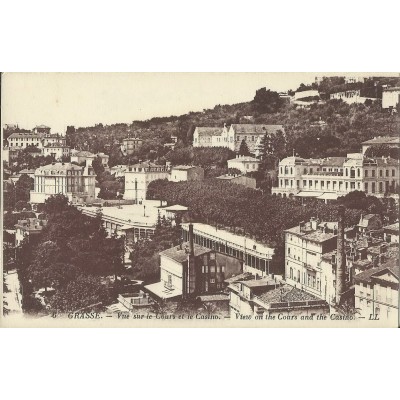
left=1, top=72, right=399, bottom=328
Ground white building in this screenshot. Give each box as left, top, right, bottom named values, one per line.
left=169, top=165, right=204, bottom=182
left=124, top=162, right=169, bottom=202
left=110, top=165, right=128, bottom=178
left=293, top=89, right=320, bottom=101
left=272, top=153, right=399, bottom=200
left=382, top=87, right=400, bottom=109
left=228, top=124, right=284, bottom=154
left=227, top=155, right=260, bottom=174
left=330, top=90, right=374, bottom=105
left=42, top=143, right=70, bottom=160
left=30, top=162, right=96, bottom=204
left=354, top=260, right=399, bottom=324
left=284, top=217, right=340, bottom=302
left=383, top=223, right=399, bottom=243
left=192, top=126, right=232, bottom=149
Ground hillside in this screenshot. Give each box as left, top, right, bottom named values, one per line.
left=57, top=77, right=400, bottom=165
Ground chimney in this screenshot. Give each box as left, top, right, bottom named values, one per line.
left=189, top=223, right=194, bottom=256
left=299, top=221, right=305, bottom=232
left=183, top=223, right=195, bottom=301
left=336, top=205, right=346, bottom=305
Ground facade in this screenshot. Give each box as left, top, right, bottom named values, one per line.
left=121, top=137, right=143, bottom=155
left=124, top=162, right=169, bottom=202
left=272, top=154, right=399, bottom=200
left=384, top=223, right=399, bottom=243
left=169, top=165, right=204, bottom=182
left=192, top=126, right=231, bottom=149
left=361, top=136, right=400, bottom=155
left=382, top=87, right=400, bottom=109
left=284, top=217, right=344, bottom=303
left=30, top=162, right=96, bottom=204
left=70, top=150, right=96, bottom=165
left=227, top=155, right=260, bottom=174
left=42, top=143, right=70, bottom=160
left=32, top=125, right=51, bottom=134
left=354, top=260, right=399, bottom=323
left=181, top=222, right=275, bottom=277
left=110, top=164, right=128, bottom=178
left=330, top=90, right=374, bottom=105
left=145, top=227, right=242, bottom=300
left=8, top=131, right=45, bottom=149
left=15, top=218, right=47, bottom=247
left=228, top=124, right=284, bottom=154
left=228, top=277, right=329, bottom=319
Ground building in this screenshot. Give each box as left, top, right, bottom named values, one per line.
left=96, top=152, right=110, bottom=168
left=77, top=200, right=163, bottom=245
left=228, top=277, right=329, bottom=319
left=354, top=259, right=399, bottom=323
left=70, top=150, right=96, bottom=165
left=272, top=153, right=399, bottom=200
left=15, top=218, right=47, bottom=247
left=110, top=165, right=128, bottom=178
left=181, top=223, right=275, bottom=277
left=228, top=124, right=284, bottom=154
left=41, top=133, right=67, bottom=147
left=158, top=204, right=189, bottom=225
left=145, top=224, right=242, bottom=300
left=293, top=89, right=320, bottom=101
left=382, top=87, right=400, bottom=109
left=32, top=125, right=51, bottom=134
left=284, top=216, right=347, bottom=304
left=124, top=162, right=169, bottom=202
left=361, top=136, right=400, bottom=155
left=216, top=174, right=257, bottom=189
left=192, top=126, right=231, bottom=149
left=7, top=131, right=45, bottom=149
left=330, top=90, right=374, bottom=105
left=121, top=137, right=143, bottom=155
left=42, top=143, right=70, bottom=160
left=384, top=223, right=399, bottom=243
left=227, top=155, right=260, bottom=174
left=169, top=165, right=204, bottom=182
left=19, top=169, right=36, bottom=179
left=356, top=214, right=382, bottom=236
left=30, top=162, right=96, bottom=204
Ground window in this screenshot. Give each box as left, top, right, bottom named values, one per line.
left=386, top=169, right=389, bottom=177
left=379, top=182, right=383, bottom=193
left=303, top=180, right=306, bottom=187
left=371, top=182, right=375, bottom=193
left=372, top=170, right=375, bottom=177
left=392, top=169, right=395, bottom=177
left=379, top=169, right=383, bottom=177
left=364, top=182, right=368, bottom=193
left=210, top=279, right=215, bottom=284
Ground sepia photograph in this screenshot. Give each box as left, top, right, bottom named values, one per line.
left=1, top=72, right=399, bottom=328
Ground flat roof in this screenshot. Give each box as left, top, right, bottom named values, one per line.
left=77, top=201, right=161, bottom=227
left=145, top=282, right=182, bottom=299
left=181, top=223, right=275, bottom=257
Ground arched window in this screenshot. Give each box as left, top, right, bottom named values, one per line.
left=290, top=167, right=293, bottom=175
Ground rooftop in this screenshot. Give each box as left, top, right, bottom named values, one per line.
left=354, top=260, right=399, bottom=284
left=195, top=127, right=224, bottom=137
left=230, top=124, right=284, bottom=134
left=384, top=222, right=399, bottom=233
left=181, top=222, right=275, bottom=257
left=362, top=136, right=400, bottom=145
left=228, top=156, right=260, bottom=163
left=36, top=163, right=85, bottom=173
left=160, top=242, right=211, bottom=264
left=256, top=284, right=321, bottom=305
left=171, top=165, right=199, bottom=170
left=73, top=150, right=95, bottom=157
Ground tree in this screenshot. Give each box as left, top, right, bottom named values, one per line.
left=238, top=139, right=251, bottom=156
left=44, top=194, right=70, bottom=215
left=92, top=156, right=105, bottom=177
left=15, top=200, right=31, bottom=211
left=15, top=175, right=34, bottom=203
left=252, top=88, right=283, bottom=114
left=47, top=275, right=110, bottom=313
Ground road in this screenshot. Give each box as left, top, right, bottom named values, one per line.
left=3, top=269, right=23, bottom=315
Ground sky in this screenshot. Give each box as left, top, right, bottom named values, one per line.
left=2, top=72, right=397, bottom=134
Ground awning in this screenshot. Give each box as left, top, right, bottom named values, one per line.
left=317, top=192, right=338, bottom=200
left=295, top=191, right=324, bottom=198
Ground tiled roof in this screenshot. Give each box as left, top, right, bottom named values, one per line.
left=160, top=242, right=211, bottom=264
left=195, top=127, right=223, bottom=137
left=257, top=284, right=320, bottom=304
left=230, top=124, right=284, bottom=134
left=8, top=131, right=43, bottom=139
left=36, top=163, right=83, bottom=173
left=73, top=151, right=95, bottom=157
left=224, top=272, right=254, bottom=284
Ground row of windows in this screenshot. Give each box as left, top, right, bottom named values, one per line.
left=201, top=265, right=225, bottom=274
left=288, top=268, right=321, bottom=291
